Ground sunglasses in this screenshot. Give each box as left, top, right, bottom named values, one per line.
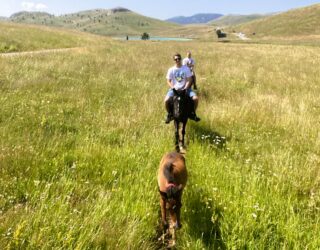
left=174, top=57, right=181, bottom=61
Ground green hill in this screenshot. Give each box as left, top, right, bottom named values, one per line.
left=10, top=11, right=54, bottom=23
left=210, top=14, right=269, bottom=27
left=0, top=21, right=100, bottom=53
left=231, top=3, right=320, bottom=38
left=9, top=7, right=179, bottom=37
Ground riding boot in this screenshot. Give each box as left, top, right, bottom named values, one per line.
left=165, top=113, right=173, bottom=124
left=189, top=112, right=200, bottom=122
left=188, top=98, right=200, bottom=122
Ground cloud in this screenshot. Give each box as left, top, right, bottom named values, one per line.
left=35, top=3, right=48, bottom=10
left=21, top=2, right=48, bottom=11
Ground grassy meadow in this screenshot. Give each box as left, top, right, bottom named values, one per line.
left=1, top=29, right=320, bottom=249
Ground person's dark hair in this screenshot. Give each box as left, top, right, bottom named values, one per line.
left=173, top=53, right=181, bottom=59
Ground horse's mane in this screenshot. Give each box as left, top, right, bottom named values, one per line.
left=163, top=162, right=175, bottom=183
left=163, top=152, right=186, bottom=182
left=172, top=89, right=189, bottom=121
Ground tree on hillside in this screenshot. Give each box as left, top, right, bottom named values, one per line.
left=216, top=28, right=227, bottom=38
left=141, top=32, right=150, bottom=40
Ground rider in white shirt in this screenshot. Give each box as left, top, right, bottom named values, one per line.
left=182, top=51, right=197, bottom=90
left=164, top=53, right=200, bottom=124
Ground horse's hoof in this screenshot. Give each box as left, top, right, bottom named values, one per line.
left=162, top=221, right=169, bottom=231
left=179, top=147, right=186, bottom=154
left=176, top=222, right=182, bottom=229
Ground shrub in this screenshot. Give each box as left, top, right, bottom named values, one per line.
left=141, top=32, right=149, bottom=40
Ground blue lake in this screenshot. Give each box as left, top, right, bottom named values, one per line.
left=115, top=36, right=192, bottom=41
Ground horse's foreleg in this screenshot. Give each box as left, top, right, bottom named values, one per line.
left=174, top=193, right=183, bottom=229
left=174, top=121, right=180, bottom=152
left=160, top=197, right=168, bottom=231
left=181, top=122, right=187, bottom=148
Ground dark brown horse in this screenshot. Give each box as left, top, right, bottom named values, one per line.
left=157, top=152, right=188, bottom=231
left=172, top=88, right=193, bottom=152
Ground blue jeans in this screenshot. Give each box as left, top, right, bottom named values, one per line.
left=166, top=88, right=196, bottom=98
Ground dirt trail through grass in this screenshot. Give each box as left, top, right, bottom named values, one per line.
left=0, top=47, right=86, bottom=57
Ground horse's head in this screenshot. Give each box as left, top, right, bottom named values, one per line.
left=165, top=183, right=183, bottom=208
left=172, top=89, right=188, bottom=121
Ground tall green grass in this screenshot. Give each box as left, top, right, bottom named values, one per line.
left=1, top=38, right=319, bottom=249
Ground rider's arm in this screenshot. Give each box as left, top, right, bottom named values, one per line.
left=184, top=77, right=192, bottom=89
left=189, top=63, right=195, bottom=72
left=189, top=58, right=195, bottom=71
left=167, top=79, right=174, bottom=89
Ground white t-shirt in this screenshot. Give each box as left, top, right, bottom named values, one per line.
left=166, top=65, right=192, bottom=90
left=182, top=57, right=195, bottom=70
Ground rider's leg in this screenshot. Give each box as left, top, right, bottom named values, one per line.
left=188, top=90, right=200, bottom=122
left=164, top=92, right=174, bottom=123
left=165, top=96, right=172, bottom=113
left=192, top=95, right=198, bottom=110
left=192, top=74, right=197, bottom=90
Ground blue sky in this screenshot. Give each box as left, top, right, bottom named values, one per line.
left=1, top=0, right=319, bottom=19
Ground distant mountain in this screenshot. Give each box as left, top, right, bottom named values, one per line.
left=9, top=11, right=56, bottom=27
left=166, top=13, right=223, bottom=24
left=0, top=16, right=8, bottom=21
left=232, top=3, right=320, bottom=38
left=8, top=7, right=179, bottom=36
left=10, top=11, right=54, bottom=22
left=210, top=14, right=270, bottom=27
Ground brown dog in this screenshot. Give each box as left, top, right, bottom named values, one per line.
left=157, top=152, right=187, bottom=230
